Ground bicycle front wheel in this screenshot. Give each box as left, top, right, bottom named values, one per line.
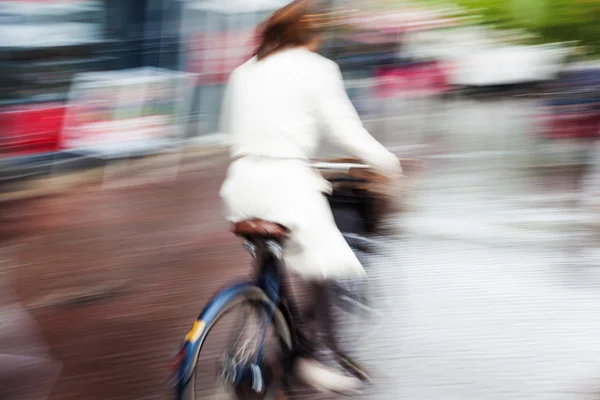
left=180, top=286, right=292, bottom=400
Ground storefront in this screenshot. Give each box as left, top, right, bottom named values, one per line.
left=0, top=0, right=185, bottom=157
left=0, top=0, right=108, bottom=155
left=0, top=0, right=459, bottom=158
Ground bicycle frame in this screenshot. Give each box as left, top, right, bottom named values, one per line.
left=172, top=239, right=300, bottom=398
left=171, top=232, right=374, bottom=397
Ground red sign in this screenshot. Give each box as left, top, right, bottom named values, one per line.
left=0, top=0, right=87, bottom=2
left=374, top=62, right=450, bottom=97
left=0, top=103, right=66, bottom=156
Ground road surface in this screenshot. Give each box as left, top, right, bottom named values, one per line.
left=2, top=151, right=600, bottom=399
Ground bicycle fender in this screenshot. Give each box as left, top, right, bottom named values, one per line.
left=174, top=282, right=257, bottom=389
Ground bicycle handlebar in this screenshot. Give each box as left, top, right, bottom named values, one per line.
left=342, top=232, right=377, bottom=252
left=326, top=176, right=369, bottom=183
left=310, top=162, right=370, bottom=171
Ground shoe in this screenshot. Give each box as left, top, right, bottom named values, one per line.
left=294, top=350, right=362, bottom=395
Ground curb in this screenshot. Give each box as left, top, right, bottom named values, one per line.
left=26, top=280, right=130, bottom=310
left=0, top=144, right=228, bottom=202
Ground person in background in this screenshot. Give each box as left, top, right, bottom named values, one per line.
left=219, top=0, right=403, bottom=394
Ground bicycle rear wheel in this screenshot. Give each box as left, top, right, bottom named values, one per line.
left=180, top=286, right=292, bottom=400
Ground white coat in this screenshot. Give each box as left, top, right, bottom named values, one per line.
left=219, top=47, right=401, bottom=281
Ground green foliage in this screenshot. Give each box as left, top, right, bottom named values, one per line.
left=451, top=0, right=600, bottom=52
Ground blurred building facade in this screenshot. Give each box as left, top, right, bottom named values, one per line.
left=2, top=0, right=598, bottom=167
left=179, top=0, right=286, bottom=138
left=1, top=0, right=459, bottom=157
left=0, top=0, right=184, bottom=156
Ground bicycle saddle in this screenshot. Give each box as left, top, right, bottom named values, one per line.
left=233, top=219, right=289, bottom=240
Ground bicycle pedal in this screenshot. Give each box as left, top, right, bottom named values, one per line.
left=337, top=354, right=371, bottom=382
left=340, top=295, right=381, bottom=315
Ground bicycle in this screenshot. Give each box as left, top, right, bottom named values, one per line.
left=170, top=162, right=389, bottom=400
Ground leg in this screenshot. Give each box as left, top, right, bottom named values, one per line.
left=316, top=279, right=371, bottom=380
left=294, top=280, right=366, bottom=395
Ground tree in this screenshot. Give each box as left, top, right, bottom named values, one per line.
left=452, top=0, right=600, bottom=53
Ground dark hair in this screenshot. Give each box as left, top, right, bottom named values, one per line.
left=254, top=0, right=330, bottom=61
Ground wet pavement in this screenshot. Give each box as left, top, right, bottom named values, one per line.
left=359, top=165, right=600, bottom=400
left=3, top=88, right=600, bottom=400
left=2, top=151, right=600, bottom=399
left=2, top=155, right=242, bottom=400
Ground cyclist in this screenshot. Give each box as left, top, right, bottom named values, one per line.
left=219, top=0, right=403, bottom=394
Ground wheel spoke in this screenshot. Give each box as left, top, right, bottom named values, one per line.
left=188, top=291, right=290, bottom=400
left=231, top=305, right=262, bottom=367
